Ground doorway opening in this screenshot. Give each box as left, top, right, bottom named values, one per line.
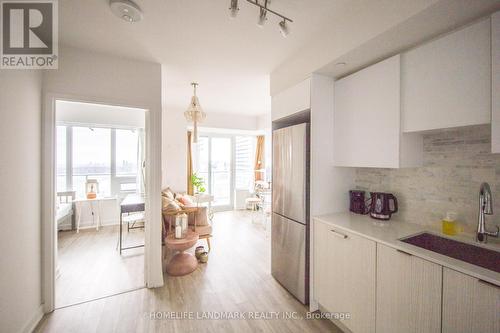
left=54, top=100, right=147, bottom=308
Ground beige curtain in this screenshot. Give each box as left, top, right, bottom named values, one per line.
left=254, top=135, right=265, bottom=181
left=187, top=131, right=194, bottom=195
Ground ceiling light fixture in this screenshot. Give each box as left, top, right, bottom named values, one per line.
left=109, top=0, right=143, bottom=23
left=229, top=0, right=239, bottom=19
left=257, top=7, right=267, bottom=27
left=230, top=0, right=293, bottom=37
left=278, top=19, right=289, bottom=38
left=184, top=83, right=206, bottom=143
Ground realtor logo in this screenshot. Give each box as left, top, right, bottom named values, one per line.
left=1, top=0, right=58, bottom=69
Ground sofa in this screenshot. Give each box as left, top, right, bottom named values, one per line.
left=161, top=188, right=213, bottom=251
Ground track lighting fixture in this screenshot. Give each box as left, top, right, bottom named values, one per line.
left=229, top=0, right=239, bottom=19
left=230, top=0, right=293, bottom=37
left=278, top=19, right=289, bottom=38
left=257, top=7, right=267, bottom=27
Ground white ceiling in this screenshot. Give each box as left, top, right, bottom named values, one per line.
left=59, top=0, right=353, bottom=116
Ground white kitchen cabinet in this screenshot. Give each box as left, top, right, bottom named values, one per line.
left=442, top=268, right=500, bottom=333
left=493, top=12, right=500, bottom=154
left=376, top=244, right=442, bottom=333
left=314, top=220, right=376, bottom=333
left=271, top=78, right=311, bottom=121
left=333, top=55, right=422, bottom=168
left=402, top=18, right=491, bottom=132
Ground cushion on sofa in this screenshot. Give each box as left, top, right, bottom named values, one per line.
left=161, top=187, right=175, bottom=200
left=162, top=196, right=181, bottom=211
left=188, top=207, right=209, bottom=226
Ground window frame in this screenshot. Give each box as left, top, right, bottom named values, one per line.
left=56, top=123, right=140, bottom=198
left=193, top=132, right=257, bottom=211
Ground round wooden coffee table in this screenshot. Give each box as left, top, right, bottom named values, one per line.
left=165, top=230, right=199, bottom=276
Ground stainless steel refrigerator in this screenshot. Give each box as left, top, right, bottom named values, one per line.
left=271, top=122, right=309, bottom=304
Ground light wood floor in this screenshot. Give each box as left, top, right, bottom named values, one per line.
left=56, top=224, right=145, bottom=307
left=38, top=211, right=341, bottom=332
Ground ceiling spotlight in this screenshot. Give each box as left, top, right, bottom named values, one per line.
left=109, top=0, right=143, bottom=23
left=229, top=0, right=239, bottom=19
left=278, top=19, right=289, bottom=38
left=257, top=7, right=267, bottom=27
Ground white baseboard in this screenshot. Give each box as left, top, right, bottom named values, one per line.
left=58, top=219, right=120, bottom=230
left=21, top=305, right=44, bottom=333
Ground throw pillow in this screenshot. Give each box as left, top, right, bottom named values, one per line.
left=161, top=187, right=175, bottom=200
left=162, top=196, right=180, bottom=211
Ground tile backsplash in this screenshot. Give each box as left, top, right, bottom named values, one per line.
left=354, top=125, right=500, bottom=232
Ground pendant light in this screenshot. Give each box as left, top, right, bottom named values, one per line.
left=184, top=82, right=206, bottom=143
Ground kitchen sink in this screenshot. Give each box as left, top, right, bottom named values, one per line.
left=400, top=232, right=500, bottom=273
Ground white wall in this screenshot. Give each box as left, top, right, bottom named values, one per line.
left=202, top=112, right=259, bottom=131
left=257, top=113, right=272, bottom=181
left=43, top=46, right=164, bottom=301
left=0, top=70, right=43, bottom=333
left=162, top=105, right=188, bottom=192
left=56, top=100, right=146, bottom=128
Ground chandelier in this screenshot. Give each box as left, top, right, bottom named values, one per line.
left=184, top=82, right=206, bottom=143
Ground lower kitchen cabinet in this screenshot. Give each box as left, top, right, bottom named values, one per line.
left=314, top=221, right=376, bottom=333
left=442, top=267, right=500, bottom=333
left=376, top=244, right=442, bottom=333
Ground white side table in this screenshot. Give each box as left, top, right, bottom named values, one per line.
left=73, top=196, right=117, bottom=232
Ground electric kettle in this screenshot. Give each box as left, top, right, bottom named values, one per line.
left=369, top=192, right=398, bottom=220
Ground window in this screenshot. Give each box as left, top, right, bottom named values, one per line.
left=56, top=126, right=142, bottom=198
left=235, top=136, right=256, bottom=191
left=116, top=129, right=138, bottom=176
left=72, top=127, right=111, bottom=197
left=56, top=126, right=67, bottom=192
left=193, top=133, right=256, bottom=210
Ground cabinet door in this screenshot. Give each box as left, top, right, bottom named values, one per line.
left=376, top=244, right=442, bottom=333
left=333, top=55, right=401, bottom=168
left=402, top=18, right=491, bottom=132
left=314, top=221, right=376, bottom=333
left=493, top=12, right=500, bottom=154
left=313, top=220, right=331, bottom=308
left=443, top=268, right=500, bottom=333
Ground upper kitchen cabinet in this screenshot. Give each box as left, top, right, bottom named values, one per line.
left=493, top=12, right=500, bottom=154
left=333, top=55, right=422, bottom=168
left=271, top=77, right=310, bottom=121
left=402, top=18, right=491, bottom=132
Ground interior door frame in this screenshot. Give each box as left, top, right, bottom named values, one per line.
left=41, top=93, right=162, bottom=313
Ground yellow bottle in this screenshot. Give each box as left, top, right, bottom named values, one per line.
left=442, top=212, right=458, bottom=236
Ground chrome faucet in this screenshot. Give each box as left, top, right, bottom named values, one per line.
left=477, top=182, right=499, bottom=243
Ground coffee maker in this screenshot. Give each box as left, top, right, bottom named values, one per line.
left=369, top=192, right=398, bottom=220
left=349, top=190, right=370, bottom=214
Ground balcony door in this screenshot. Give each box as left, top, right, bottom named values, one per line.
left=196, top=135, right=233, bottom=210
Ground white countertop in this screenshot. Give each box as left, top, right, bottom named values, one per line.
left=314, top=212, right=500, bottom=286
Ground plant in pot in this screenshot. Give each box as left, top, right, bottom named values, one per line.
left=191, top=173, right=206, bottom=194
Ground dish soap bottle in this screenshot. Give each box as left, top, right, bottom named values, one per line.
left=442, top=212, right=458, bottom=236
